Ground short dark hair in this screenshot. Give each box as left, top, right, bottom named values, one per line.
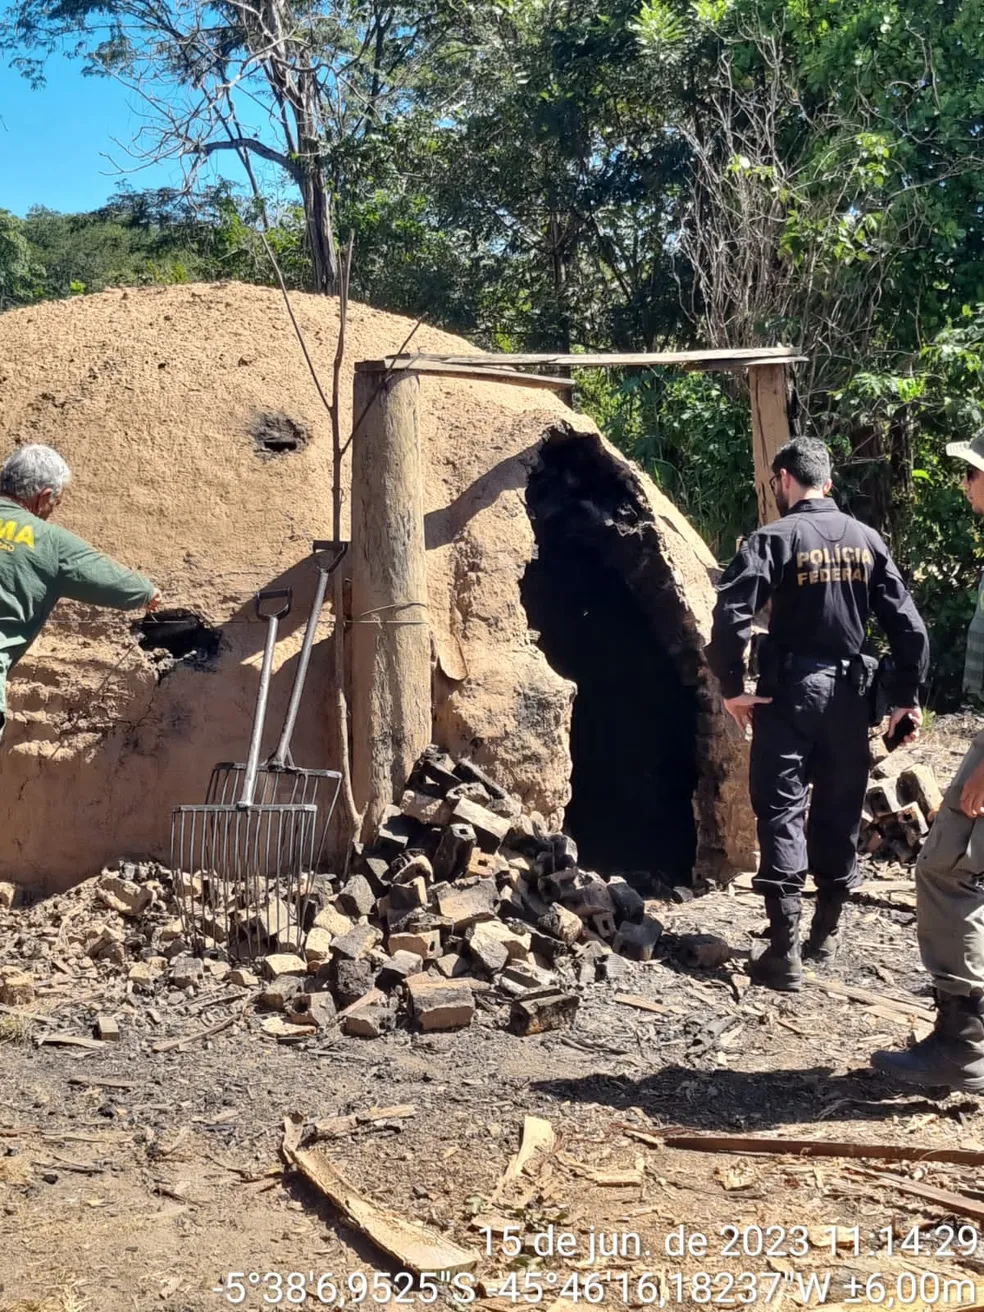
left=772, top=437, right=831, bottom=489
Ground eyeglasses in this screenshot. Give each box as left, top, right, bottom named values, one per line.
left=769, top=473, right=781, bottom=493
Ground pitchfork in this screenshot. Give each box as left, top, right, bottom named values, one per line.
left=204, top=540, right=346, bottom=873
left=171, top=567, right=338, bottom=959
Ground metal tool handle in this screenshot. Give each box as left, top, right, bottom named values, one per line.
left=238, top=589, right=292, bottom=808
left=269, top=543, right=348, bottom=770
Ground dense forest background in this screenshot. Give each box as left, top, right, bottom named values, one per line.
left=2, top=0, right=984, bottom=703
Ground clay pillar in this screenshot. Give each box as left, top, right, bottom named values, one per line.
left=749, top=364, right=791, bottom=526
left=350, top=367, right=430, bottom=840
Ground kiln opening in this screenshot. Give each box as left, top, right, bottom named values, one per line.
left=521, top=433, right=698, bottom=883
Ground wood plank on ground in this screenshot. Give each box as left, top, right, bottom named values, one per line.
left=281, top=1116, right=477, bottom=1275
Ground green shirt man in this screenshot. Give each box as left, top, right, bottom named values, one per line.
left=0, top=444, right=160, bottom=726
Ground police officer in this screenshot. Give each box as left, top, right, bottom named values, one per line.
left=706, top=437, right=930, bottom=991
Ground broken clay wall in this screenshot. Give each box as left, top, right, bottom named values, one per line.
left=0, top=283, right=754, bottom=889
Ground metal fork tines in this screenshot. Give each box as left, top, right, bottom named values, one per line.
left=170, top=802, right=317, bottom=960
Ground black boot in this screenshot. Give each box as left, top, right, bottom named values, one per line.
left=749, top=895, right=803, bottom=992
left=803, top=890, right=848, bottom=962
left=872, top=991, right=984, bottom=1093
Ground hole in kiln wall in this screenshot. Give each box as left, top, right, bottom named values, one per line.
left=136, top=608, right=222, bottom=666
left=521, top=434, right=698, bottom=883
left=251, top=411, right=309, bottom=455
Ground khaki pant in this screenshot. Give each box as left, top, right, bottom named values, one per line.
left=916, top=731, right=984, bottom=996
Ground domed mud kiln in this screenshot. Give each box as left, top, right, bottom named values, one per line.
left=0, top=283, right=757, bottom=891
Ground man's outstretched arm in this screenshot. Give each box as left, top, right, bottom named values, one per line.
left=54, top=526, right=159, bottom=611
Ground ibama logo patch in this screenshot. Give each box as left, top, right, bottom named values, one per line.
left=0, top=521, right=35, bottom=554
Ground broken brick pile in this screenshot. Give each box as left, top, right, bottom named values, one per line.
left=293, top=745, right=668, bottom=1039
left=225, top=744, right=669, bottom=1039
left=0, top=867, right=248, bottom=1039
left=859, top=759, right=943, bottom=864
left=0, top=746, right=673, bottom=1046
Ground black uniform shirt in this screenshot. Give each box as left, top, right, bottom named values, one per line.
left=706, top=498, right=930, bottom=704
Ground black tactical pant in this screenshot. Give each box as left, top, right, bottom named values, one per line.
left=749, top=666, right=869, bottom=899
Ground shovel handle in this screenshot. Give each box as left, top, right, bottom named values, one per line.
left=238, top=589, right=292, bottom=807
left=255, top=588, right=292, bottom=620
left=268, top=543, right=348, bottom=769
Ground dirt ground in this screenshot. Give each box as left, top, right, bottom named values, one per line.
left=2, top=717, right=984, bottom=1312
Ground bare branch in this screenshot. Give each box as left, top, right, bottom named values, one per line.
left=197, top=134, right=297, bottom=177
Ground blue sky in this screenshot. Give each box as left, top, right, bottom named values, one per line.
left=1, top=59, right=244, bottom=216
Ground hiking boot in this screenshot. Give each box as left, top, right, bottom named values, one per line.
left=871, top=990, right=984, bottom=1093
left=803, top=890, right=848, bottom=963
left=749, top=895, right=803, bottom=992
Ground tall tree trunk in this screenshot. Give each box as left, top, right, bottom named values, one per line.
left=300, top=144, right=338, bottom=295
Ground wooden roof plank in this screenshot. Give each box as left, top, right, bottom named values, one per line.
left=356, top=346, right=804, bottom=374
left=356, top=359, right=574, bottom=390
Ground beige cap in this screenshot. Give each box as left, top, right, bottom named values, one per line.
left=946, top=435, right=984, bottom=473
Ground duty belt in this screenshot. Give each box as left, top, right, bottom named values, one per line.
left=778, top=649, right=877, bottom=697
left=780, top=653, right=852, bottom=676
left=752, top=635, right=877, bottom=696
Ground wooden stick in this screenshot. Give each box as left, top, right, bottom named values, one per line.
left=151, top=1010, right=238, bottom=1054
left=33, top=1157, right=105, bottom=1176
left=619, top=1127, right=664, bottom=1148
left=855, top=879, right=916, bottom=896
left=810, top=978, right=935, bottom=1021
left=615, top=993, right=668, bottom=1015
left=282, top=1117, right=477, bottom=1275
left=36, top=1034, right=105, bottom=1050
left=858, top=1169, right=984, bottom=1224
left=664, top=1133, right=984, bottom=1168
left=356, top=346, right=805, bottom=370
left=312, top=1105, right=417, bottom=1137
left=0, top=1002, right=55, bottom=1025
left=367, top=360, right=575, bottom=390
left=0, top=1127, right=132, bottom=1142
left=67, top=1077, right=135, bottom=1091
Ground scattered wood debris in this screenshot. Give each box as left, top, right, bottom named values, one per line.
left=152, top=1007, right=242, bottom=1053
left=311, top=1105, right=416, bottom=1138
left=810, top=978, right=935, bottom=1023
left=858, top=1169, right=984, bottom=1225
left=36, top=1033, right=105, bottom=1051
left=615, top=993, right=668, bottom=1015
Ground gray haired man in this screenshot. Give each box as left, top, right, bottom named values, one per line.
left=873, top=433, right=984, bottom=1092
left=0, top=444, right=160, bottom=741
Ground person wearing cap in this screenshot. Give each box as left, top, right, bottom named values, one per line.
left=707, top=436, right=930, bottom=991
left=872, top=435, right=984, bottom=1091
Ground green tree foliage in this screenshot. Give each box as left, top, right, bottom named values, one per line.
left=4, top=0, right=984, bottom=703
left=833, top=308, right=984, bottom=703
left=0, top=187, right=318, bottom=304
left=0, top=209, right=40, bottom=307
